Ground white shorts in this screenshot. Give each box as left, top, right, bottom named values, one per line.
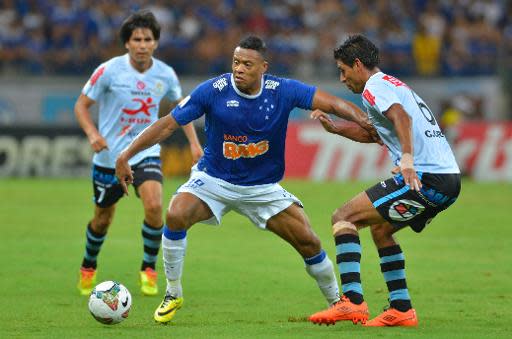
left=176, top=166, right=303, bottom=229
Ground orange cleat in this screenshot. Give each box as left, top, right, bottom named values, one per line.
left=364, top=307, right=418, bottom=327
left=309, top=295, right=369, bottom=325
left=77, top=267, right=97, bottom=296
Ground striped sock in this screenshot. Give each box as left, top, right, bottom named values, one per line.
left=141, top=221, right=164, bottom=270
left=335, top=234, right=364, bottom=304
left=81, top=223, right=106, bottom=269
left=378, top=245, right=412, bottom=312
left=162, top=227, right=187, bottom=297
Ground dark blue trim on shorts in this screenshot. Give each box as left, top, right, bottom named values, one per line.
left=373, top=172, right=424, bottom=208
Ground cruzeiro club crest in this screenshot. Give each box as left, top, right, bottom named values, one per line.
left=388, top=199, right=425, bottom=221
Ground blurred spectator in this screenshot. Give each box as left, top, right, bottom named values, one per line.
left=412, top=22, right=441, bottom=76
left=0, top=0, right=509, bottom=77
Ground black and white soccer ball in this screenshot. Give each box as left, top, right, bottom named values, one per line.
left=88, top=281, right=131, bottom=325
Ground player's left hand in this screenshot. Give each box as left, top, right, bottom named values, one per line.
left=399, top=153, right=422, bottom=191
left=115, top=154, right=133, bottom=195
left=358, top=117, right=380, bottom=143
left=190, top=144, right=204, bottom=164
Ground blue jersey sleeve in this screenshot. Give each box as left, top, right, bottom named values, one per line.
left=282, top=78, right=316, bottom=110
left=171, top=80, right=211, bottom=125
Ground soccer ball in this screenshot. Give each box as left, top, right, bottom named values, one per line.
left=88, top=281, right=131, bottom=325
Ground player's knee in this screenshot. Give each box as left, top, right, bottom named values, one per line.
left=370, top=223, right=394, bottom=243
left=92, top=216, right=112, bottom=232
left=165, top=209, right=192, bottom=231
left=331, top=220, right=357, bottom=236
left=144, top=201, right=162, bottom=219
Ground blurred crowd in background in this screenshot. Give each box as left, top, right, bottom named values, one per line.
left=1, top=0, right=511, bottom=78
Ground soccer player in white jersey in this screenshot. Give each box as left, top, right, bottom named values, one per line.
left=308, top=35, right=461, bottom=327
left=114, top=35, right=380, bottom=323
left=74, top=11, right=203, bottom=297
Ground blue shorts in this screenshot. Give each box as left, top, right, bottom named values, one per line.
left=366, top=172, right=461, bottom=233
left=91, top=157, right=162, bottom=208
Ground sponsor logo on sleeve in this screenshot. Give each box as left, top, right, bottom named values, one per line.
left=362, top=89, right=376, bottom=106
left=90, top=66, right=106, bottom=86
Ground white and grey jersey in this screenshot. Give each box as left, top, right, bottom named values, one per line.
left=82, top=54, right=182, bottom=168
left=361, top=72, right=459, bottom=174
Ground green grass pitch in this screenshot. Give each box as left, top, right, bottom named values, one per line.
left=0, top=178, right=511, bottom=338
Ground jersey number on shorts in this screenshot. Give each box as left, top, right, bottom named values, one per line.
left=97, top=186, right=106, bottom=204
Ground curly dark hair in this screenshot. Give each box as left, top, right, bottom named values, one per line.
left=238, top=35, right=267, bottom=59
left=334, top=34, right=379, bottom=68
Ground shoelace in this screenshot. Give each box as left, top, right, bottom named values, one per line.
left=161, top=294, right=177, bottom=308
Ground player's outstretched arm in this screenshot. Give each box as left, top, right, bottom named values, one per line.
left=311, top=89, right=378, bottom=141
left=385, top=103, right=421, bottom=191
left=115, top=114, right=179, bottom=194
left=159, top=97, right=203, bottom=163
left=310, top=109, right=376, bottom=143
left=74, top=94, right=108, bottom=153
left=182, top=122, right=203, bottom=163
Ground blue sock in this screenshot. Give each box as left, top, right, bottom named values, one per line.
left=378, top=245, right=412, bottom=312
left=335, top=234, right=364, bottom=304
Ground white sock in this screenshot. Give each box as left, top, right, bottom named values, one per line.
left=305, top=251, right=340, bottom=305
left=162, top=232, right=187, bottom=298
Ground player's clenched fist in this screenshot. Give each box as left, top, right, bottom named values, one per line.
left=115, top=153, right=133, bottom=195
left=88, top=133, right=108, bottom=153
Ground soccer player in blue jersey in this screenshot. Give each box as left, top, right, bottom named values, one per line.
left=115, top=35, right=378, bottom=323
left=308, top=35, right=461, bottom=327
left=74, top=11, right=203, bottom=297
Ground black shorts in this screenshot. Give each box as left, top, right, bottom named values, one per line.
left=366, top=172, right=461, bottom=233
left=91, top=157, right=163, bottom=208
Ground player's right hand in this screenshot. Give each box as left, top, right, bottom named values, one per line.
left=115, top=154, right=133, bottom=195
left=310, top=109, right=338, bottom=134
left=89, top=134, right=108, bottom=153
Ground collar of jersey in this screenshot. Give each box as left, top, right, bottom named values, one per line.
left=367, top=71, right=384, bottom=83
left=124, top=53, right=154, bottom=74
left=230, top=73, right=264, bottom=99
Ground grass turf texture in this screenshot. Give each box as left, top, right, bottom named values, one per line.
left=0, top=178, right=510, bottom=338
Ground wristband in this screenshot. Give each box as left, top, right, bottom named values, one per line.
left=400, top=152, right=414, bottom=169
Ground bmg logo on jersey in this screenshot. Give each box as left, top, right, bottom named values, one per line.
left=264, top=80, right=280, bottom=90
left=213, top=78, right=228, bottom=91
left=223, top=140, right=269, bottom=160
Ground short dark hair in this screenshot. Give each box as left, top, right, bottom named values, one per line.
left=238, top=35, right=267, bottom=59
left=334, top=35, right=379, bottom=69
left=120, top=10, right=161, bottom=44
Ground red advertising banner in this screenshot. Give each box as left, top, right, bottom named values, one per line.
left=285, top=121, right=512, bottom=181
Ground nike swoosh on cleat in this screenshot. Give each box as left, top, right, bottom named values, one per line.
left=158, top=305, right=179, bottom=316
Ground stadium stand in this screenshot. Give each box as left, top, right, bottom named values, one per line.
left=0, top=0, right=511, bottom=77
